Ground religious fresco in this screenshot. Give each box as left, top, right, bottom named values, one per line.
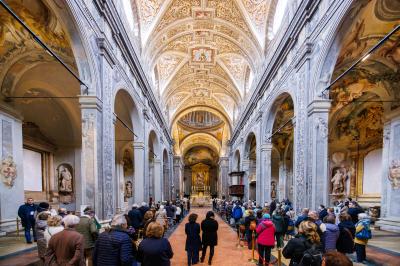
left=0, top=0, right=75, bottom=64
left=184, top=146, right=219, bottom=166
left=271, top=96, right=294, bottom=153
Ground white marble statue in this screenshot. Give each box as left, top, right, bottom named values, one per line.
left=331, top=169, right=345, bottom=194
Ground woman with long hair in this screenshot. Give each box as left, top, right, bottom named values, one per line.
left=185, top=213, right=202, bottom=265
left=283, top=220, right=322, bottom=266
left=200, top=211, right=218, bottom=265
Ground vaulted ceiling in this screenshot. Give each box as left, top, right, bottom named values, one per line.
left=129, top=0, right=280, bottom=156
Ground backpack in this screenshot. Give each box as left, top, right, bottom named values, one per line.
left=355, top=221, right=372, bottom=240
left=233, top=207, right=243, bottom=219
left=298, top=242, right=322, bottom=266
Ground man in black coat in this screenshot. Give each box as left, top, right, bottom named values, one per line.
left=139, top=202, right=150, bottom=217
left=128, top=204, right=143, bottom=230
left=17, top=198, right=37, bottom=243
left=201, top=211, right=218, bottom=265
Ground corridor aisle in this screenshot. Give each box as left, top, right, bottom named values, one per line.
left=169, top=208, right=275, bottom=266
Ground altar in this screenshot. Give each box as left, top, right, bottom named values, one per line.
left=190, top=163, right=212, bottom=207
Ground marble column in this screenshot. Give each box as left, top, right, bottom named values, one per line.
left=218, top=157, right=229, bottom=198
left=307, top=99, right=330, bottom=210
left=377, top=110, right=400, bottom=232
left=154, top=158, right=162, bottom=201
left=133, top=142, right=145, bottom=204
left=260, top=143, right=273, bottom=204
left=173, top=156, right=183, bottom=199
left=242, top=159, right=250, bottom=201
left=79, top=96, right=102, bottom=216
left=0, top=108, right=24, bottom=233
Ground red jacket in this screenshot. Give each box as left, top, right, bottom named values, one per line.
left=256, top=220, right=275, bottom=246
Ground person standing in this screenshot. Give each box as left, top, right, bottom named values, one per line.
left=139, top=202, right=150, bottom=217
left=176, top=204, right=182, bottom=223
left=272, top=209, right=285, bottom=248
left=244, top=210, right=256, bottom=250
left=322, top=215, right=340, bottom=252
left=354, top=213, right=372, bottom=263
left=282, top=221, right=322, bottom=266
left=44, top=215, right=84, bottom=266
left=336, top=213, right=355, bottom=254
left=75, top=207, right=99, bottom=266
left=137, top=222, right=173, bottom=266
left=17, top=198, right=37, bottom=244
left=256, top=214, right=275, bottom=265
left=35, top=202, right=51, bottom=261
left=295, top=208, right=309, bottom=228
left=200, top=211, right=218, bottom=265
left=185, top=213, right=202, bottom=266
left=44, top=215, right=64, bottom=246
left=128, top=204, right=143, bottom=231
left=93, top=214, right=134, bottom=266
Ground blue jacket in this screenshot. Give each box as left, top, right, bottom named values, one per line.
left=137, top=238, right=173, bottom=266
left=294, top=214, right=308, bottom=228
left=323, top=223, right=340, bottom=252
left=93, top=229, right=133, bottom=266
left=18, top=203, right=37, bottom=226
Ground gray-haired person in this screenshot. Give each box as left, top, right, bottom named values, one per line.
left=93, top=214, right=134, bottom=266
left=76, top=207, right=99, bottom=266
left=44, top=215, right=84, bottom=265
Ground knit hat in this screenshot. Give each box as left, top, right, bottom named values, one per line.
left=263, top=213, right=271, bottom=219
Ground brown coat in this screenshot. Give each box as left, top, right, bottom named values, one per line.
left=44, top=228, right=85, bottom=266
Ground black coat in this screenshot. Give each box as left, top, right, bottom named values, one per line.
left=128, top=208, right=143, bottom=229
left=282, top=235, right=321, bottom=266
left=137, top=238, right=173, bottom=266
left=17, top=203, right=37, bottom=227
left=201, top=218, right=218, bottom=246
left=139, top=206, right=150, bottom=217
left=337, top=220, right=355, bottom=254
left=185, top=222, right=201, bottom=251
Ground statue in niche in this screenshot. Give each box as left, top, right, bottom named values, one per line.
left=0, top=156, right=17, bottom=187
left=331, top=168, right=345, bottom=194
left=58, top=164, right=73, bottom=193
left=389, top=159, right=400, bottom=189
left=271, top=181, right=277, bottom=199
left=125, top=180, right=133, bottom=199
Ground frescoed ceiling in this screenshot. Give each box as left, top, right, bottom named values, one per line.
left=130, top=0, right=280, bottom=156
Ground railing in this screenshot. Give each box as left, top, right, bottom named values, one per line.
left=0, top=217, right=22, bottom=236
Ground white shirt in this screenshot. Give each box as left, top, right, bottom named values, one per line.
left=176, top=207, right=181, bottom=215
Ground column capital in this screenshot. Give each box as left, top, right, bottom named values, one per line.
left=132, top=142, right=145, bottom=149
left=79, top=95, right=102, bottom=111
left=307, top=99, right=331, bottom=116
left=261, top=143, right=273, bottom=151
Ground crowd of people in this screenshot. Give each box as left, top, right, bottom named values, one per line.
left=17, top=198, right=190, bottom=266
left=16, top=196, right=373, bottom=266
left=213, top=197, right=372, bottom=266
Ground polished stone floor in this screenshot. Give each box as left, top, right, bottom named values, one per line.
left=169, top=208, right=290, bottom=266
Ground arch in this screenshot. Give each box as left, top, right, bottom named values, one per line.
left=113, top=88, right=144, bottom=141
left=264, top=92, right=295, bottom=140
left=180, top=133, right=221, bottom=157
